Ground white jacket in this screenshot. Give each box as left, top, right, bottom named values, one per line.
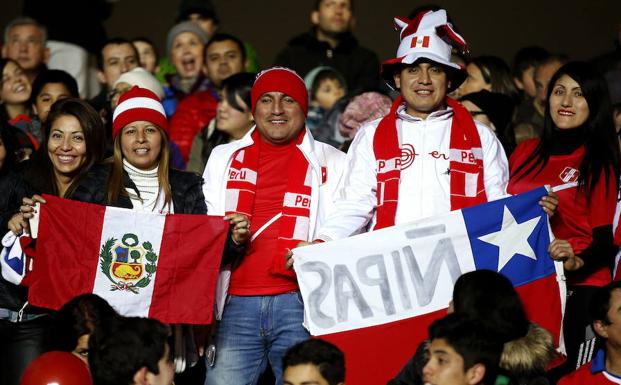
left=318, top=105, right=509, bottom=241
left=202, top=126, right=346, bottom=237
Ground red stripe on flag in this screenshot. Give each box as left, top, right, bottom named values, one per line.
left=516, top=274, right=563, bottom=346
left=28, top=195, right=106, bottom=310
left=320, top=308, right=447, bottom=385
left=317, top=275, right=561, bottom=385
left=149, top=214, right=228, bottom=324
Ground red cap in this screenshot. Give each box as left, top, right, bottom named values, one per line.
left=251, top=67, right=308, bottom=115
left=21, top=351, right=93, bottom=385
left=112, top=86, right=168, bottom=138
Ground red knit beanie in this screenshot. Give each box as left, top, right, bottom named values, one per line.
left=112, top=86, right=168, bottom=138
left=251, top=67, right=308, bottom=115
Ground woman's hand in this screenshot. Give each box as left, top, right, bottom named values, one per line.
left=226, top=213, right=250, bottom=245
left=539, top=191, right=559, bottom=217
left=8, top=212, right=28, bottom=235
left=7, top=195, right=47, bottom=235
left=549, top=239, right=583, bottom=271
left=19, top=195, right=46, bottom=221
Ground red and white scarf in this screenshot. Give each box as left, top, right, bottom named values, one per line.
left=225, top=129, right=312, bottom=278
left=373, top=96, right=487, bottom=230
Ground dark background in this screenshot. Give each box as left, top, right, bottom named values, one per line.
left=2, top=1, right=620, bottom=67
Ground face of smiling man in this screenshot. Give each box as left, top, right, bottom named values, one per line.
left=394, top=60, right=449, bottom=120
left=253, top=91, right=305, bottom=145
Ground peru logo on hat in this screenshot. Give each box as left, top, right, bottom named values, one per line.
left=381, top=9, right=469, bottom=89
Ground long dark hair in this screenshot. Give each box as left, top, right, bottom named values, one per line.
left=49, top=294, right=118, bottom=353
left=106, top=125, right=172, bottom=207
left=25, top=98, right=105, bottom=197
left=512, top=61, right=620, bottom=197
left=470, top=56, right=519, bottom=101
left=0, top=124, right=19, bottom=174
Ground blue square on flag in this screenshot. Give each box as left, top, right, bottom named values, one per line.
left=461, top=186, right=555, bottom=286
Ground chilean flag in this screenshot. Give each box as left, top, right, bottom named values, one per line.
left=27, top=195, right=228, bottom=324
left=294, top=186, right=564, bottom=385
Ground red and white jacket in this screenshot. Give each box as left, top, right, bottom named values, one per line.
left=202, top=127, right=346, bottom=317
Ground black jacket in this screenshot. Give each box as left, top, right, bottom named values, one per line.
left=274, top=29, right=380, bottom=94
left=72, top=164, right=206, bottom=214
left=72, top=164, right=244, bottom=264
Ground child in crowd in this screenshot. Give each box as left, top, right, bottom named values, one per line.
left=304, top=66, right=347, bottom=143
left=131, top=37, right=160, bottom=76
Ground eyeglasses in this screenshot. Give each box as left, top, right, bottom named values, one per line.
left=108, top=85, right=132, bottom=101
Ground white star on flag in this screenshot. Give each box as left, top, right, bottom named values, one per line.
left=478, top=205, right=541, bottom=271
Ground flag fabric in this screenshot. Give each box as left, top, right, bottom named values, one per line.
left=1, top=231, right=28, bottom=285
left=27, top=195, right=228, bottom=325
left=293, top=186, right=565, bottom=385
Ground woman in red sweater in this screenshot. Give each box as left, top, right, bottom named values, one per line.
left=508, top=61, right=620, bottom=374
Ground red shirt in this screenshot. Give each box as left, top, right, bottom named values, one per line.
left=229, top=137, right=300, bottom=295
left=559, top=350, right=621, bottom=385
left=508, top=139, right=616, bottom=287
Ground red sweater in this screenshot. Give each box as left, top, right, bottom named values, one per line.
left=508, top=139, right=616, bottom=287
left=229, top=137, right=300, bottom=295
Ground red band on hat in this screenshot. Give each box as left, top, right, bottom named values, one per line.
left=112, top=86, right=168, bottom=138
left=251, top=67, right=308, bottom=115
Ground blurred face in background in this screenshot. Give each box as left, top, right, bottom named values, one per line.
left=98, top=43, right=139, bottom=89
left=1, top=60, right=31, bottom=104
left=455, top=63, right=490, bottom=99
left=170, top=32, right=205, bottom=80
left=313, top=78, right=345, bottom=110
left=133, top=40, right=158, bottom=75
left=2, top=24, right=49, bottom=72
left=216, top=88, right=253, bottom=140
left=33, top=82, right=72, bottom=122
left=312, top=0, right=354, bottom=37
left=534, top=60, right=563, bottom=114
left=205, top=40, right=244, bottom=88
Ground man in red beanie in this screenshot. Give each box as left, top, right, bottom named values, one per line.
left=201, top=66, right=345, bottom=385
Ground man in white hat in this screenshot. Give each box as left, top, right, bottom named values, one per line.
left=309, top=9, right=511, bottom=242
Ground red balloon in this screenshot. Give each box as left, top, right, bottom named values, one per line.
left=20, top=351, right=93, bottom=385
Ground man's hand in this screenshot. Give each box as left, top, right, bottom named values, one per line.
left=549, top=239, right=583, bottom=271
left=285, top=241, right=319, bottom=269
left=539, top=191, right=559, bottom=217
left=225, top=213, right=250, bottom=245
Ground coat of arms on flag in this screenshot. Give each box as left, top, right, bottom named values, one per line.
left=100, top=233, right=159, bottom=293
left=293, top=186, right=565, bottom=385
left=26, top=195, right=229, bottom=325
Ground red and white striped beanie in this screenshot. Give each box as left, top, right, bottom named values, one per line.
left=112, top=86, right=168, bottom=138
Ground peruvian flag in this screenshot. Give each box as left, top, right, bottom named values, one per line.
left=294, top=186, right=564, bottom=385
left=27, top=195, right=228, bottom=325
